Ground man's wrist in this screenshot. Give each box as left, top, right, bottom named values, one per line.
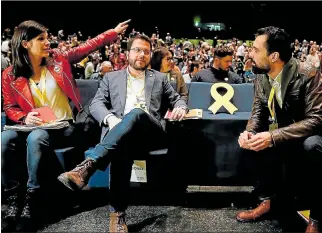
left=268, top=132, right=274, bottom=147
left=177, top=105, right=189, bottom=113
left=103, top=114, right=116, bottom=125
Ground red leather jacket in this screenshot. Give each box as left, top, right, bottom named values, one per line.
left=2, top=30, right=118, bottom=124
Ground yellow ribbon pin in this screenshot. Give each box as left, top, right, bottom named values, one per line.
left=208, top=83, right=238, bottom=114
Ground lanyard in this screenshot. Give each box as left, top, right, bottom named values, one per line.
left=268, top=87, right=276, bottom=121
left=29, top=68, right=48, bottom=106
left=127, top=77, right=145, bottom=101
left=167, top=72, right=171, bottom=81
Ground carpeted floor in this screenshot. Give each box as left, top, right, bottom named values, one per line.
left=41, top=205, right=283, bottom=232
left=2, top=186, right=307, bottom=232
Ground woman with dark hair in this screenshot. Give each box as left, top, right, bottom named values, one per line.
left=150, top=47, right=188, bottom=102
left=1, top=19, right=130, bottom=231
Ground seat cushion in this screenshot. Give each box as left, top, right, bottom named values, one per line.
left=75, top=79, right=100, bottom=106
left=54, top=146, right=85, bottom=171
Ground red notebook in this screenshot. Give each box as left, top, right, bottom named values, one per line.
left=32, top=106, right=57, bottom=123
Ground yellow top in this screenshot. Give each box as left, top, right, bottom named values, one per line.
left=29, top=67, right=73, bottom=121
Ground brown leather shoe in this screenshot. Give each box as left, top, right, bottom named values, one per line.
left=109, top=212, right=128, bottom=233
left=57, top=158, right=97, bottom=191
left=236, top=199, right=271, bottom=222
left=305, top=219, right=320, bottom=233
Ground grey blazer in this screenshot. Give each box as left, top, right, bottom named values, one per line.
left=89, top=68, right=187, bottom=140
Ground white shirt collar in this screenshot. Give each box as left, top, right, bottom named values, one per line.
left=127, top=67, right=145, bottom=80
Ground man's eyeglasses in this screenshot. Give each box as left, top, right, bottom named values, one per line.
left=130, top=47, right=151, bottom=55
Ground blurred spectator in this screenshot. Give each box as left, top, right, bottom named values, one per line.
left=71, top=34, right=79, bottom=47
left=192, top=47, right=243, bottom=83
left=151, top=47, right=188, bottom=102
left=91, top=61, right=113, bottom=81
left=243, top=58, right=256, bottom=83
left=1, top=40, right=11, bottom=72
left=129, top=28, right=137, bottom=38
left=307, top=46, right=320, bottom=69
left=236, top=42, right=247, bottom=61
left=183, top=61, right=201, bottom=83
left=291, top=39, right=301, bottom=58
left=85, top=54, right=100, bottom=79
left=109, top=44, right=127, bottom=70
left=58, top=29, right=65, bottom=40
left=165, top=32, right=173, bottom=46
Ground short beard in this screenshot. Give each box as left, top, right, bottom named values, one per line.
left=216, top=67, right=229, bottom=77
left=252, top=65, right=270, bottom=74
left=219, top=67, right=229, bottom=73
left=251, top=59, right=270, bottom=74
left=129, top=58, right=149, bottom=71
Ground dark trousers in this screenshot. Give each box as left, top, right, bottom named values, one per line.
left=248, top=135, right=322, bottom=221
left=87, top=109, right=167, bottom=212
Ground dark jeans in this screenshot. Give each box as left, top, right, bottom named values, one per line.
left=1, top=123, right=81, bottom=191
left=248, top=135, right=322, bottom=221
left=87, top=109, right=167, bottom=212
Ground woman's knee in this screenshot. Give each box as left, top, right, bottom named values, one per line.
left=1, top=130, right=19, bottom=147
left=27, top=129, right=50, bottom=146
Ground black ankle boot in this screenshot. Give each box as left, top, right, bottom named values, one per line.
left=16, top=189, right=40, bottom=232
left=2, top=184, right=23, bottom=232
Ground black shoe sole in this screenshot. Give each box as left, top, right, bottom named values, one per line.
left=57, top=175, right=80, bottom=191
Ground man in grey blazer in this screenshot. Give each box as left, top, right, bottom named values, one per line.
left=57, top=34, right=188, bottom=232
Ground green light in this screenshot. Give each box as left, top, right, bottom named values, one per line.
left=193, top=16, right=201, bottom=27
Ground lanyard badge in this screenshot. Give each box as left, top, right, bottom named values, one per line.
left=29, top=68, right=49, bottom=106
left=268, top=87, right=278, bottom=131
left=127, top=78, right=149, bottom=114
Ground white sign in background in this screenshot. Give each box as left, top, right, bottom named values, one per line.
left=130, top=160, right=147, bottom=183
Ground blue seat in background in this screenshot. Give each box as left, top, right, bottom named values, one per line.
left=85, top=147, right=110, bottom=188
left=187, top=82, right=254, bottom=113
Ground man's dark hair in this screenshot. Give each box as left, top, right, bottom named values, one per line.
left=255, top=26, right=292, bottom=63
left=127, top=34, right=152, bottom=51
left=214, top=47, right=234, bottom=58
left=189, top=61, right=200, bottom=73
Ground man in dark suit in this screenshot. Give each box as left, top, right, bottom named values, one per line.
left=237, top=26, right=322, bottom=233
left=57, top=35, right=188, bottom=232
left=191, top=47, right=243, bottom=84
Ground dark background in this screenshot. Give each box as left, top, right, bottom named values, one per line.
left=2, top=1, right=321, bottom=42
